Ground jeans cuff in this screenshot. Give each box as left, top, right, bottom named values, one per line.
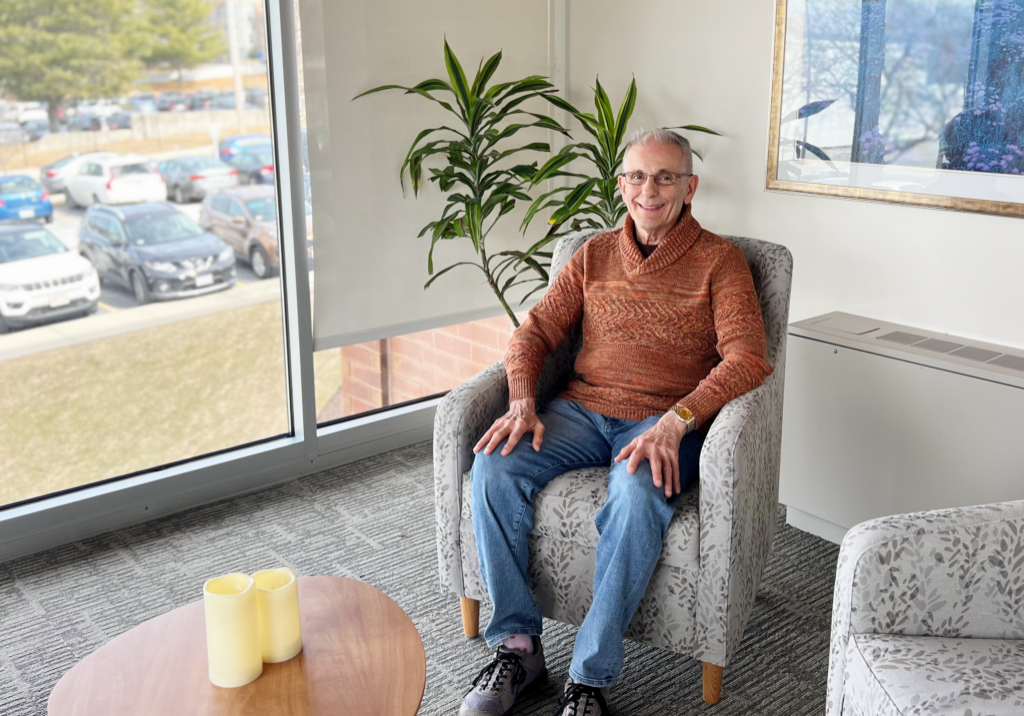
left=485, top=628, right=543, bottom=650
left=568, top=669, right=617, bottom=689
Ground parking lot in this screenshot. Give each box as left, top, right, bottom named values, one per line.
left=46, top=195, right=269, bottom=311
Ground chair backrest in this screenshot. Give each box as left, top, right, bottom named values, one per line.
left=549, top=228, right=793, bottom=372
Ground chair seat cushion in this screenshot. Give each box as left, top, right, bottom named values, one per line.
left=842, top=633, right=1024, bottom=716
left=460, top=466, right=700, bottom=570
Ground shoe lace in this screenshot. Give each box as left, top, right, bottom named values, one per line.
left=467, top=649, right=528, bottom=696
left=559, top=682, right=603, bottom=716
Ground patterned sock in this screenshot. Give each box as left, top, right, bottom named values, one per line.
left=502, top=634, right=534, bottom=654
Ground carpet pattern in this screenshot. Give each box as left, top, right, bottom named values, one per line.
left=0, top=441, right=840, bottom=715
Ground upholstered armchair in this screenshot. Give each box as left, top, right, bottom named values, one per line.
left=433, top=229, right=793, bottom=704
left=828, top=500, right=1024, bottom=716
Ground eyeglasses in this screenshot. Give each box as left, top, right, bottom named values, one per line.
left=620, top=171, right=693, bottom=186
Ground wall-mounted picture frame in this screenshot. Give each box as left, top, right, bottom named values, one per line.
left=766, top=0, right=1024, bottom=218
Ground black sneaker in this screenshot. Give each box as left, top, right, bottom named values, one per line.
left=460, top=636, right=547, bottom=715
left=556, top=677, right=610, bottom=716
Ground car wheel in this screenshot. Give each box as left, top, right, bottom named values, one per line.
left=44, top=213, right=54, bottom=224
left=131, top=271, right=150, bottom=305
left=66, top=191, right=79, bottom=209
left=92, top=194, right=101, bottom=206
left=250, top=245, right=271, bottom=280
left=0, top=314, right=9, bottom=335
left=174, top=186, right=186, bottom=204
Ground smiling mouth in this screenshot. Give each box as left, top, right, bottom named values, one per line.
left=636, top=201, right=665, bottom=212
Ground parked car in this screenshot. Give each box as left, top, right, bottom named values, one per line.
left=0, top=224, right=100, bottom=333
left=218, top=134, right=272, bottom=162
left=79, top=203, right=235, bottom=304
left=13, top=102, right=48, bottom=124
left=0, top=176, right=53, bottom=224
left=245, top=87, right=267, bottom=109
left=228, top=149, right=275, bottom=185
left=212, top=93, right=259, bottom=111
left=40, top=152, right=117, bottom=195
left=66, top=154, right=167, bottom=208
left=156, top=156, right=239, bottom=203
left=68, top=114, right=102, bottom=132
left=107, top=112, right=132, bottom=130
left=157, top=92, right=189, bottom=112
left=187, top=90, right=220, bottom=110
left=128, top=94, right=157, bottom=114
left=200, top=186, right=313, bottom=279
left=22, top=119, right=50, bottom=142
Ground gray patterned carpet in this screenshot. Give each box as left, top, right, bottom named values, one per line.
left=0, top=441, right=840, bottom=715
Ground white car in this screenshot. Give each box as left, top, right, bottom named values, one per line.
left=66, top=154, right=167, bottom=207
left=41, top=152, right=117, bottom=195
left=0, top=224, right=100, bottom=333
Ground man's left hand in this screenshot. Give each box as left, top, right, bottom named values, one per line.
left=614, top=413, right=688, bottom=498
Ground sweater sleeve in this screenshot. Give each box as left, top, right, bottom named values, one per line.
left=677, top=244, right=773, bottom=427
left=504, top=246, right=587, bottom=402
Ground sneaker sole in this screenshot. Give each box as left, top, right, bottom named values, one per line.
left=503, top=668, right=547, bottom=715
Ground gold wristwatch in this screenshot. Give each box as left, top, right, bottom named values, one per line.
left=671, top=405, right=696, bottom=434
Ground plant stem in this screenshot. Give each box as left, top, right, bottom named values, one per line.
left=479, top=244, right=521, bottom=328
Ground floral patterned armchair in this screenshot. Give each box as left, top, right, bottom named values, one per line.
left=433, top=229, right=793, bottom=704
left=828, top=500, right=1024, bottom=716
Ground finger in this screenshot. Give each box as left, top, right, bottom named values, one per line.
left=532, top=421, right=545, bottom=451
left=672, top=459, right=682, bottom=497
left=614, top=439, right=636, bottom=462
left=483, top=423, right=510, bottom=455
left=474, top=425, right=496, bottom=454
left=627, top=441, right=644, bottom=474
left=650, top=453, right=663, bottom=491
left=501, top=424, right=526, bottom=455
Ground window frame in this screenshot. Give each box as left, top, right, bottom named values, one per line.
left=0, top=0, right=440, bottom=563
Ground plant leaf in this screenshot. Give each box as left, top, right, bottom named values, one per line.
left=781, top=99, right=838, bottom=124
left=443, top=38, right=473, bottom=113
left=472, top=50, right=502, bottom=96
left=613, top=77, right=637, bottom=150
left=667, top=124, right=722, bottom=136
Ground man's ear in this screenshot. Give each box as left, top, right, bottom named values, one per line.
left=684, top=175, right=700, bottom=205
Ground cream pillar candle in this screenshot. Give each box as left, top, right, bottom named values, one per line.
left=203, top=572, right=263, bottom=688
left=253, top=568, right=303, bottom=663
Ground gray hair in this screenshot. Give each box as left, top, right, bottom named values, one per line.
left=623, top=128, right=693, bottom=174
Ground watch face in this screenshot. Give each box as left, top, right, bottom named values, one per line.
left=674, top=406, right=694, bottom=421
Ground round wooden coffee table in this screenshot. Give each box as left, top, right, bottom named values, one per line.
left=48, top=576, right=425, bottom=716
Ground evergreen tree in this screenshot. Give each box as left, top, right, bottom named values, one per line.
left=141, top=0, right=227, bottom=86
left=0, top=0, right=144, bottom=131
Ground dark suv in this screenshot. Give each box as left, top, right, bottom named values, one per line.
left=78, top=203, right=236, bottom=304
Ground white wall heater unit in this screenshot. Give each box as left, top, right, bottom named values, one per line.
left=780, top=312, right=1024, bottom=544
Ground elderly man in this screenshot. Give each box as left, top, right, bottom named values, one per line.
left=460, top=128, right=772, bottom=716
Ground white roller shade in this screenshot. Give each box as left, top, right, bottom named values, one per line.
left=301, top=0, right=556, bottom=351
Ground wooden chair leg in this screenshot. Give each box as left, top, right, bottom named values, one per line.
left=460, top=597, right=480, bottom=637
left=702, top=663, right=723, bottom=704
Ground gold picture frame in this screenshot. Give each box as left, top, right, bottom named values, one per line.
left=765, top=0, right=1024, bottom=219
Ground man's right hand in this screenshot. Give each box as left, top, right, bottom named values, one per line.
left=473, top=398, right=546, bottom=456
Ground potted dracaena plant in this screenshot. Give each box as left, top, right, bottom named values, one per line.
left=519, top=77, right=719, bottom=263
left=354, top=40, right=573, bottom=327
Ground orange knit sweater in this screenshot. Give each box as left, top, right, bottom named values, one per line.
left=505, top=208, right=773, bottom=427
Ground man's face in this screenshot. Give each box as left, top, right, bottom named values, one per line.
left=617, top=141, right=699, bottom=238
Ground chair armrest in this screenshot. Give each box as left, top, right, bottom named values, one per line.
left=433, top=360, right=509, bottom=597
left=826, top=499, right=1024, bottom=716
left=694, top=367, right=786, bottom=667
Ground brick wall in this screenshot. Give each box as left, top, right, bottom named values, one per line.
left=318, top=314, right=524, bottom=422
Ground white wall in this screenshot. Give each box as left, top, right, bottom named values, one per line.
left=569, top=0, right=1024, bottom=348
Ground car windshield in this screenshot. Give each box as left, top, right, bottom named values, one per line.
left=112, top=164, right=152, bottom=177
left=182, top=157, right=224, bottom=171
left=0, top=178, right=41, bottom=194
left=249, top=151, right=273, bottom=167
left=245, top=198, right=277, bottom=222
left=0, top=229, right=67, bottom=264
left=124, top=212, right=204, bottom=245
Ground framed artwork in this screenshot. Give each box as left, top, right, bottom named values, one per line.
left=766, top=0, right=1024, bottom=218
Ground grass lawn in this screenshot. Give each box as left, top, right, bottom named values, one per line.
left=0, top=300, right=340, bottom=506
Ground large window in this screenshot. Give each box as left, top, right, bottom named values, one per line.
left=0, top=0, right=302, bottom=508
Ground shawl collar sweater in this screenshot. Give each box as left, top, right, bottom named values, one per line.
left=504, top=207, right=772, bottom=427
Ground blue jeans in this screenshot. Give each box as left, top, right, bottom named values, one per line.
left=471, top=398, right=704, bottom=688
